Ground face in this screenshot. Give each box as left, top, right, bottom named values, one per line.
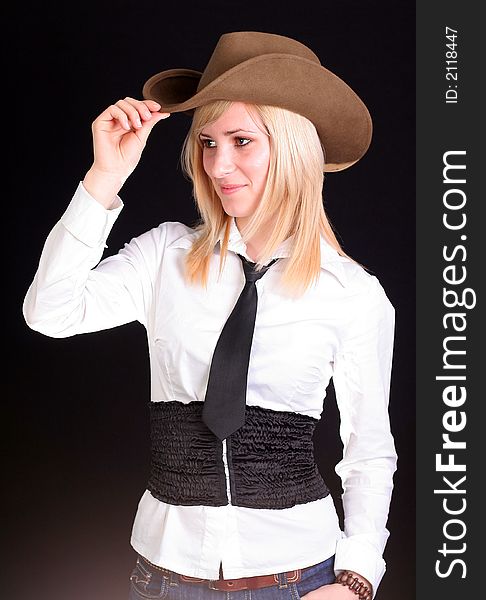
left=199, top=102, right=271, bottom=228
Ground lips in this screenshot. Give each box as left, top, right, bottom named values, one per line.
left=220, top=184, right=246, bottom=194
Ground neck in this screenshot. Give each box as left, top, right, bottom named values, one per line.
left=235, top=215, right=276, bottom=262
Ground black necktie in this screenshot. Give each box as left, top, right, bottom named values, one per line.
left=202, top=254, right=280, bottom=440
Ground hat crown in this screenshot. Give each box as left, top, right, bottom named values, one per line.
left=197, top=31, right=321, bottom=92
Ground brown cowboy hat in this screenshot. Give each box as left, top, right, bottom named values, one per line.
left=142, top=31, right=372, bottom=172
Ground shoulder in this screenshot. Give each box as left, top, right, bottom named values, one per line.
left=116, top=221, right=199, bottom=271
left=321, top=256, right=396, bottom=347
left=343, top=259, right=383, bottom=292
left=332, top=254, right=395, bottom=314
left=319, top=238, right=383, bottom=297
left=149, top=220, right=197, bottom=243
left=126, top=220, right=198, bottom=251
left=349, top=268, right=395, bottom=334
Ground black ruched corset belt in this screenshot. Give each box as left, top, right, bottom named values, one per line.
left=146, top=400, right=330, bottom=509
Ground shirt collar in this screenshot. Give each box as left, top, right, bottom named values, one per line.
left=167, top=217, right=348, bottom=287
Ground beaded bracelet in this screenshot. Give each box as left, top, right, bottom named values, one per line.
left=335, top=570, right=372, bottom=600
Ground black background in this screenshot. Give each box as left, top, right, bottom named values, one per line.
left=4, top=1, right=415, bottom=599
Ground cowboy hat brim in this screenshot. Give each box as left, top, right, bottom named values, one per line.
left=142, top=54, right=372, bottom=172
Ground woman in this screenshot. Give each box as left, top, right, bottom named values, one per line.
left=23, top=32, right=397, bottom=600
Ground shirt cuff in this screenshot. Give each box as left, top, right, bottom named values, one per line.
left=60, top=181, right=124, bottom=248
left=334, top=534, right=387, bottom=598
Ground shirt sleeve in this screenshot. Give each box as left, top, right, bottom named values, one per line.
left=331, top=273, right=398, bottom=597
left=23, top=181, right=166, bottom=337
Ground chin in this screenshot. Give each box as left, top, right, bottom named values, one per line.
left=221, top=206, right=254, bottom=219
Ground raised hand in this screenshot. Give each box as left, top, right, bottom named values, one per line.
left=83, top=97, right=170, bottom=207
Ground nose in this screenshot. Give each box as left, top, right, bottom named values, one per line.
left=206, top=145, right=236, bottom=179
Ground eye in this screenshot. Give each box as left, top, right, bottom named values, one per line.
left=199, top=137, right=252, bottom=148
left=235, top=137, right=251, bottom=147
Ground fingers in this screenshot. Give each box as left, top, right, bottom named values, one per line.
left=114, top=97, right=170, bottom=130
left=97, top=98, right=170, bottom=131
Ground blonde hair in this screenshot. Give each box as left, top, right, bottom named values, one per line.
left=180, top=100, right=362, bottom=298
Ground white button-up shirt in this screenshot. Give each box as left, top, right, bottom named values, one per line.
left=23, top=182, right=397, bottom=595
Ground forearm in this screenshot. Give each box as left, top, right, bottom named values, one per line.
left=333, top=439, right=397, bottom=595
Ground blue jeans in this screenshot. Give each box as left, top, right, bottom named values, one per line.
left=128, top=554, right=335, bottom=600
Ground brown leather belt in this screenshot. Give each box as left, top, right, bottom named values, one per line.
left=180, top=569, right=302, bottom=591
left=140, top=555, right=305, bottom=591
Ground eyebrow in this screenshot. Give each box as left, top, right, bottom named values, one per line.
left=199, top=129, right=257, bottom=138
